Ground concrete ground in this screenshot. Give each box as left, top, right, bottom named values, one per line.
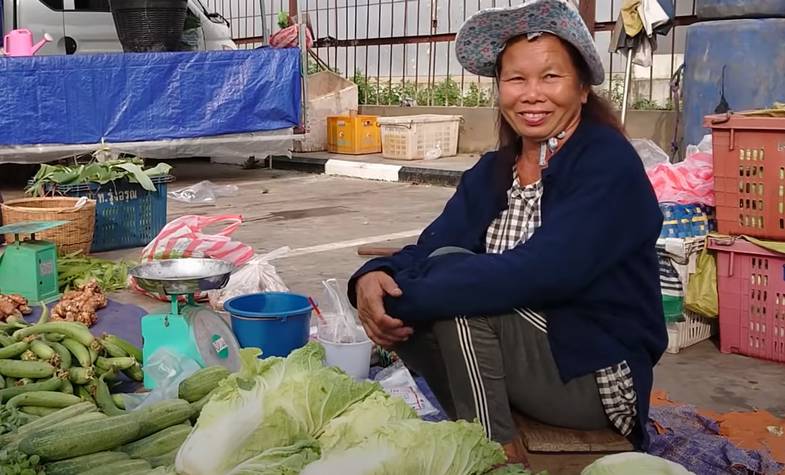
left=3, top=159, right=783, bottom=474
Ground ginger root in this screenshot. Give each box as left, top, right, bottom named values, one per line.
left=51, top=280, right=107, bottom=327
left=0, top=294, right=31, bottom=321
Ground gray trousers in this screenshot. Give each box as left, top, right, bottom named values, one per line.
left=394, top=248, right=609, bottom=444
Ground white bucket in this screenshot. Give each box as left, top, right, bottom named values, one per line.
left=318, top=336, right=373, bottom=380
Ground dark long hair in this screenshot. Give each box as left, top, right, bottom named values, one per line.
left=496, top=35, right=625, bottom=152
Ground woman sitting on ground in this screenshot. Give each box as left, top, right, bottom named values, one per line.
left=348, top=0, right=667, bottom=464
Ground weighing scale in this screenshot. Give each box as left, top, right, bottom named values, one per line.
left=0, top=220, right=68, bottom=304
left=128, top=258, right=243, bottom=389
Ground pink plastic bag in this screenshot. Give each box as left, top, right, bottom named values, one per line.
left=269, top=24, right=313, bottom=49
left=130, top=215, right=254, bottom=301
left=646, top=150, right=715, bottom=206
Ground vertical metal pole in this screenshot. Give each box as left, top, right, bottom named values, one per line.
left=13, top=0, right=19, bottom=29
left=621, top=50, right=633, bottom=125
left=298, top=0, right=309, bottom=134
left=259, top=0, right=269, bottom=45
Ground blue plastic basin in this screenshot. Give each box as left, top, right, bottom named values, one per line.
left=224, top=292, right=312, bottom=358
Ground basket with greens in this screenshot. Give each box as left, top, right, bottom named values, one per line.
left=25, top=158, right=175, bottom=253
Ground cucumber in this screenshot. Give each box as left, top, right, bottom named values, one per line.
left=93, top=373, right=125, bottom=416
left=29, top=339, right=57, bottom=362
left=134, top=399, right=195, bottom=438
left=81, top=459, right=151, bottom=475
left=18, top=411, right=142, bottom=461
left=0, top=334, right=15, bottom=346
left=96, top=356, right=137, bottom=371
left=60, top=379, right=74, bottom=395
left=189, top=388, right=216, bottom=417
left=61, top=338, right=91, bottom=368
left=146, top=446, right=179, bottom=468
left=48, top=341, right=72, bottom=369
left=68, top=366, right=95, bottom=385
left=111, top=393, right=126, bottom=409
left=0, top=401, right=97, bottom=447
left=123, top=363, right=144, bottom=382
left=0, top=359, right=55, bottom=379
left=120, top=423, right=192, bottom=459
left=19, top=405, right=59, bottom=417
left=178, top=366, right=230, bottom=403
left=0, top=341, right=29, bottom=359
left=7, top=391, right=82, bottom=409
left=13, top=322, right=97, bottom=349
left=0, top=375, right=63, bottom=402
left=101, top=335, right=142, bottom=363
left=45, top=451, right=130, bottom=475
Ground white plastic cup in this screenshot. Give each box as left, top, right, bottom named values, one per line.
left=318, top=336, right=373, bottom=380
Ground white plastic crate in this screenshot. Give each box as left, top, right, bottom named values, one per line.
left=377, top=114, right=461, bottom=160
left=666, top=311, right=716, bottom=354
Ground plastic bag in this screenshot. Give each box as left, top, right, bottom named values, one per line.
left=631, top=138, right=670, bottom=169
left=168, top=180, right=239, bottom=205
left=316, top=279, right=368, bottom=344
left=374, top=360, right=439, bottom=418
left=121, top=348, right=201, bottom=411
left=684, top=247, right=719, bottom=318
left=646, top=134, right=715, bottom=206
left=130, top=215, right=255, bottom=301
left=269, top=24, right=314, bottom=49
left=207, top=248, right=290, bottom=311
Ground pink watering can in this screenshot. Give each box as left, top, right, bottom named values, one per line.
left=3, top=29, right=53, bottom=57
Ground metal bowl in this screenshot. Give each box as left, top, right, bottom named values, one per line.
left=129, top=258, right=234, bottom=295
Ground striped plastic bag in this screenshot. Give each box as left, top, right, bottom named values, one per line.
left=130, top=214, right=254, bottom=302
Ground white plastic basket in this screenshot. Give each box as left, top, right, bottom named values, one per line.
left=377, top=114, right=461, bottom=160
left=666, top=311, right=715, bottom=354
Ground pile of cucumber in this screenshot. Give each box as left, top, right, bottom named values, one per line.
left=0, top=312, right=233, bottom=474
left=0, top=316, right=142, bottom=419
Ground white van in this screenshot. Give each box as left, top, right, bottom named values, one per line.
left=2, top=0, right=237, bottom=55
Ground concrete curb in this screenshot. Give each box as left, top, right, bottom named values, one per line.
left=270, top=155, right=462, bottom=187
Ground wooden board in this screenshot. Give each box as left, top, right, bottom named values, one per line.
left=513, top=412, right=634, bottom=453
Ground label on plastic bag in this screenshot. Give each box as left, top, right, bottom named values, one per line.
left=374, top=361, right=439, bottom=417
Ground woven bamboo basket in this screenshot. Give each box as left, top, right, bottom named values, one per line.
left=1, top=197, right=97, bottom=255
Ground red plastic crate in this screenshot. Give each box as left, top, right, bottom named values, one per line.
left=704, top=112, right=785, bottom=240
left=708, top=236, right=785, bottom=363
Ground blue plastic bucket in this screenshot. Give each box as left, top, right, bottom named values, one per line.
left=224, top=292, right=312, bottom=358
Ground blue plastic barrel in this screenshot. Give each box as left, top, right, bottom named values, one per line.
left=224, top=292, right=312, bottom=358
left=681, top=19, right=785, bottom=148
left=696, top=0, right=785, bottom=20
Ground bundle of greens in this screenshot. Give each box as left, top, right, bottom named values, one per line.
left=25, top=158, right=171, bottom=197
left=0, top=448, right=45, bottom=475
left=57, top=252, right=134, bottom=293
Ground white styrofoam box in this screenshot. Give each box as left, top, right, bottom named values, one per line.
left=377, top=114, right=461, bottom=160
left=294, top=71, right=358, bottom=153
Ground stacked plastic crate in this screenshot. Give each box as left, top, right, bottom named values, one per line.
left=657, top=203, right=717, bottom=354
left=704, top=111, right=785, bottom=364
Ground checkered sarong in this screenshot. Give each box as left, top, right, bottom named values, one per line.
left=485, top=172, right=637, bottom=436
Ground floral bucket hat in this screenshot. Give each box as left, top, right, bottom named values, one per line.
left=455, top=0, right=605, bottom=85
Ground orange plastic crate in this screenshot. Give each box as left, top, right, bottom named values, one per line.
left=326, top=114, right=381, bottom=155
left=704, top=112, right=785, bottom=240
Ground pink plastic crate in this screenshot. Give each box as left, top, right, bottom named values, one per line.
left=709, top=237, right=785, bottom=363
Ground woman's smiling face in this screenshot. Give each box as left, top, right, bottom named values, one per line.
left=497, top=34, right=589, bottom=143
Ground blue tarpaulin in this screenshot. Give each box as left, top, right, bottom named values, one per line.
left=0, top=48, right=302, bottom=145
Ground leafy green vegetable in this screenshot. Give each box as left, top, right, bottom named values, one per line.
left=486, top=464, right=542, bottom=475
left=58, top=252, right=135, bottom=293
left=226, top=440, right=320, bottom=475
left=175, top=343, right=379, bottom=475
left=301, top=419, right=506, bottom=475
left=318, top=391, right=416, bottom=453
left=580, top=453, right=694, bottom=475
left=0, top=405, right=34, bottom=435
left=25, top=158, right=171, bottom=196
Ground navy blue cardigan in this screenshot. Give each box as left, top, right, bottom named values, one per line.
left=348, top=120, right=667, bottom=449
